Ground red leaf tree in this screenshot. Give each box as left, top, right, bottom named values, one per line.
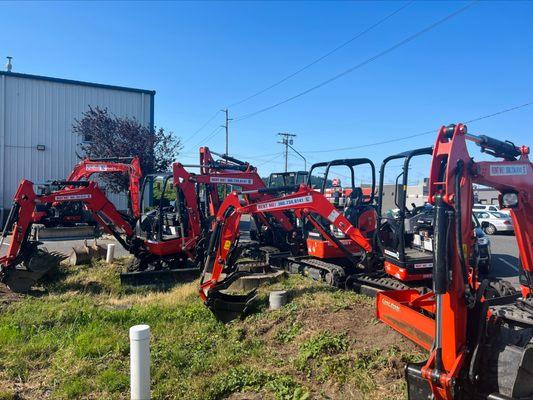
left=73, top=106, right=181, bottom=193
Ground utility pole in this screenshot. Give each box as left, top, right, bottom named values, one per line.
left=278, top=133, right=296, bottom=172
left=220, top=108, right=232, bottom=197
left=221, top=109, right=232, bottom=156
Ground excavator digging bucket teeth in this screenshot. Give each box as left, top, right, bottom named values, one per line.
left=3, top=249, right=67, bottom=293
left=206, top=288, right=257, bottom=323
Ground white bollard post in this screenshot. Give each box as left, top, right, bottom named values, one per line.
left=130, top=325, right=151, bottom=400
left=106, top=243, right=116, bottom=263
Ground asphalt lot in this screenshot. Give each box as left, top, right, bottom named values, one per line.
left=0, top=235, right=130, bottom=259
left=488, top=232, right=521, bottom=287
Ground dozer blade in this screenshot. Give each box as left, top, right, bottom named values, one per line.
left=120, top=268, right=200, bottom=286
left=3, top=249, right=67, bottom=293
left=206, top=289, right=257, bottom=323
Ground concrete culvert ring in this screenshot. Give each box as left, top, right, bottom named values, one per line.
left=269, top=290, right=288, bottom=310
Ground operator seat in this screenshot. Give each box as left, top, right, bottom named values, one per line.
left=343, top=187, right=377, bottom=237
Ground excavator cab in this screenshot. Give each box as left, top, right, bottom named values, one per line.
left=137, top=173, right=190, bottom=242
left=376, top=147, right=434, bottom=282
left=305, top=158, right=377, bottom=259
left=268, top=171, right=309, bottom=189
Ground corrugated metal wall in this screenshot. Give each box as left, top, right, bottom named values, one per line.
left=0, top=73, right=153, bottom=222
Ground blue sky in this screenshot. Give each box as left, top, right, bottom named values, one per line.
left=3, top=1, right=533, bottom=183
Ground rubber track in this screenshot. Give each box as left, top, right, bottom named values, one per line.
left=352, top=273, right=411, bottom=291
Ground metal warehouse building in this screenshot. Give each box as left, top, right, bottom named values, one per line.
left=0, top=70, right=155, bottom=225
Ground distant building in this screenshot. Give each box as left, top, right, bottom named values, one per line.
left=0, top=70, right=155, bottom=225
left=473, top=186, right=500, bottom=205
left=380, top=179, right=428, bottom=215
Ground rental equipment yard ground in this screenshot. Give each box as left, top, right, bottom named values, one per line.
left=0, top=259, right=423, bottom=400
left=0, top=233, right=520, bottom=400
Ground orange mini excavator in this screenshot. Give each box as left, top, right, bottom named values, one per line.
left=0, top=148, right=299, bottom=290
left=198, top=176, right=377, bottom=321
left=33, top=156, right=142, bottom=228
left=377, top=124, right=532, bottom=400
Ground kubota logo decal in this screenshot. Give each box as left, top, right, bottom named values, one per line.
left=54, top=194, right=92, bottom=201
left=256, top=196, right=313, bottom=211
left=381, top=298, right=400, bottom=312
left=86, top=165, right=111, bottom=171
left=384, top=249, right=400, bottom=259
left=209, top=177, right=254, bottom=185
left=490, top=165, right=527, bottom=176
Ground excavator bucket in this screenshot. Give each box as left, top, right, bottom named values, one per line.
left=2, top=247, right=67, bottom=293
left=203, top=271, right=258, bottom=323
left=206, top=288, right=257, bottom=323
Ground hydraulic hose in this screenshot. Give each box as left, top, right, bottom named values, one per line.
left=454, top=160, right=469, bottom=287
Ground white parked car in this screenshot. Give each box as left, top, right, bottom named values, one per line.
left=473, top=210, right=514, bottom=235
left=473, top=203, right=511, bottom=216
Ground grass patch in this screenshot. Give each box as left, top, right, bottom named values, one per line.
left=0, top=258, right=422, bottom=399
left=296, top=330, right=348, bottom=369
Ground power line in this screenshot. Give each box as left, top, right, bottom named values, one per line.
left=233, top=2, right=476, bottom=122
left=182, top=110, right=221, bottom=145
left=232, top=151, right=283, bottom=160
left=191, top=125, right=224, bottom=149
left=465, top=101, right=533, bottom=123
left=228, top=1, right=414, bottom=108
left=300, top=100, right=533, bottom=154
left=256, top=153, right=285, bottom=167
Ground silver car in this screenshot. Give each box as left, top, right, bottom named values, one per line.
left=473, top=211, right=514, bottom=235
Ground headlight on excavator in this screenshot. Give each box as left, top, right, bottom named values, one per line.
left=502, top=192, right=519, bottom=208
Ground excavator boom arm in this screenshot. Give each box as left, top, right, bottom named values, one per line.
left=199, top=186, right=373, bottom=311
left=65, top=157, right=142, bottom=218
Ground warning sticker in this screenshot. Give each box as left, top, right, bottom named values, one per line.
left=327, top=209, right=340, bottom=223
left=223, top=240, right=231, bottom=250
left=210, top=177, right=254, bottom=185
left=490, top=165, right=527, bottom=176
left=54, top=194, right=92, bottom=201
left=256, top=195, right=313, bottom=211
